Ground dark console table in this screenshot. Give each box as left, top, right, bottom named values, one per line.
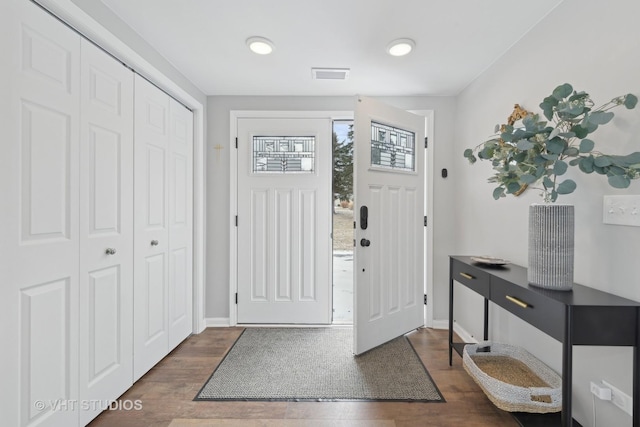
left=448, top=255, right=640, bottom=427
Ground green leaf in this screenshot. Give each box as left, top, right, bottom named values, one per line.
left=579, top=156, right=594, bottom=173
left=625, top=94, right=638, bottom=109
left=579, top=139, right=595, bottom=153
left=506, top=182, right=522, bottom=194
left=552, top=83, right=573, bottom=100
left=581, top=120, right=598, bottom=133
left=543, top=176, right=554, bottom=188
left=540, top=96, right=558, bottom=121
left=542, top=153, right=559, bottom=161
left=563, top=147, right=579, bottom=157
left=559, top=132, right=576, bottom=138
left=494, top=124, right=500, bottom=133
left=594, top=156, right=612, bottom=167
left=569, top=158, right=581, bottom=166
left=608, top=166, right=626, bottom=176
left=513, top=151, right=528, bottom=163
left=546, top=137, right=565, bottom=155
left=463, top=148, right=473, bottom=157
left=522, top=114, right=537, bottom=131
left=617, top=152, right=640, bottom=166
left=520, top=174, right=538, bottom=184
left=554, top=160, right=568, bottom=175
left=533, top=154, right=548, bottom=165
left=571, top=125, right=589, bottom=139
left=556, top=179, right=577, bottom=194
left=501, top=132, right=513, bottom=142
left=548, top=127, right=561, bottom=140
left=493, top=186, right=505, bottom=200
left=479, top=146, right=494, bottom=159
left=587, top=111, right=614, bottom=125
left=608, top=175, right=631, bottom=188
left=516, top=140, right=535, bottom=150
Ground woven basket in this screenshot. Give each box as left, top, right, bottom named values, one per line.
left=463, top=342, right=562, bottom=413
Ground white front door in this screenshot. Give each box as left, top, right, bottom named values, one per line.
left=236, top=117, right=332, bottom=324
left=353, top=96, right=425, bottom=354
left=78, top=38, right=134, bottom=425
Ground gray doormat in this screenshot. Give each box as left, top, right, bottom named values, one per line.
left=194, top=328, right=444, bottom=402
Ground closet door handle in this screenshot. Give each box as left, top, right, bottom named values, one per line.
left=459, top=272, right=474, bottom=280
left=151, top=240, right=159, bottom=246
left=105, top=248, right=117, bottom=255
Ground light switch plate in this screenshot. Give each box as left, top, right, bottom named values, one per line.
left=603, top=195, right=640, bottom=226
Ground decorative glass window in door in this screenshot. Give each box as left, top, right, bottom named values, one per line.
left=370, top=122, right=415, bottom=171
left=253, top=136, right=315, bottom=173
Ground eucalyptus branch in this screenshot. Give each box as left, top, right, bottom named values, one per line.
left=463, top=83, right=639, bottom=202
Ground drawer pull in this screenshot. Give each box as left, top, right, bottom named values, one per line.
left=506, top=295, right=530, bottom=309
left=459, top=272, right=475, bottom=280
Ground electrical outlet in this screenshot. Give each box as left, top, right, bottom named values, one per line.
left=602, top=380, right=633, bottom=416
left=603, top=195, right=640, bottom=226
left=590, top=381, right=611, bottom=400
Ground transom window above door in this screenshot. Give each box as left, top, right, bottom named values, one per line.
left=253, top=136, right=315, bottom=173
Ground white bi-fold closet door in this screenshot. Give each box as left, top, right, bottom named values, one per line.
left=133, top=75, right=193, bottom=381
left=0, top=1, right=193, bottom=426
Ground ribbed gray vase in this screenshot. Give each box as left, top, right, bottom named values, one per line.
left=528, top=204, right=575, bottom=291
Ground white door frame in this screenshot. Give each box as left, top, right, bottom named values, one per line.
left=410, top=110, right=435, bottom=328
left=36, top=0, right=208, bottom=333
left=229, top=109, right=434, bottom=328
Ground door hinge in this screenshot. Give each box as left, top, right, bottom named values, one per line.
left=353, top=239, right=356, bottom=247
left=424, top=294, right=428, bottom=305
left=424, top=216, right=428, bottom=227
left=235, top=215, right=238, bottom=227
left=353, top=221, right=356, bottom=229
left=235, top=293, right=238, bottom=304
left=235, top=137, right=238, bottom=149
left=424, top=137, right=428, bottom=148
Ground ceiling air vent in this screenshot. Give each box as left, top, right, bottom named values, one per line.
left=311, top=68, right=350, bottom=80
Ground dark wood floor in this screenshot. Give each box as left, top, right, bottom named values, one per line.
left=89, top=327, right=517, bottom=427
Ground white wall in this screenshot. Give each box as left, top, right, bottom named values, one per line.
left=453, top=1, right=640, bottom=425
left=69, top=0, right=206, bottom=105
left=206, top=95, right=457, bottom=320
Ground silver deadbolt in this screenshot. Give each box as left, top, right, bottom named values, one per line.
left=151, top=240, right=159, bottom=246
left=360, top=238, right=371, bottom=247
left=105, top=248, right=117, bottom=255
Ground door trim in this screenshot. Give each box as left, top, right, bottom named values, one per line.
left=36, top=0, right=208, bottom=334
left=409, top=110, right=435, bottom=328
left=229, top=110, right=352, bottom=326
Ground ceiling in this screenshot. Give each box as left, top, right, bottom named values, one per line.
left=99, top=0, right=564, bottom=97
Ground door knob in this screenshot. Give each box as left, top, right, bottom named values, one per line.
left=151, top=240, right=159, bottom=246
left=360, top=238, right=371, bottom=247
left=105, top=248, right=117, bottom=255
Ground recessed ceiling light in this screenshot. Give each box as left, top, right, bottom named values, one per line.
left=246, top=36, right=274, bottom=55
left=387, top=38, right=415, bottom=57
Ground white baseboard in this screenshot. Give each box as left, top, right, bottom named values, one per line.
left=430, top=319, right=449, bottom=330
left=205, top=317, right=230, bottom=327
left=453, top=322, right=479, bottom=344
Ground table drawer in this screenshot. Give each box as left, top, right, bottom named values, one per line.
left=491, top=276, right=565, bottom=341
left=451, top=259, right=490, bottom=297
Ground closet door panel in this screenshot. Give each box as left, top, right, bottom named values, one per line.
left=134, top=74, right=170, bottom=381
left=168, top=99, right=193, bottom=349
left=79, top=39, right=134, bottom=425
left=0, top=1, right=80, bottom=426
